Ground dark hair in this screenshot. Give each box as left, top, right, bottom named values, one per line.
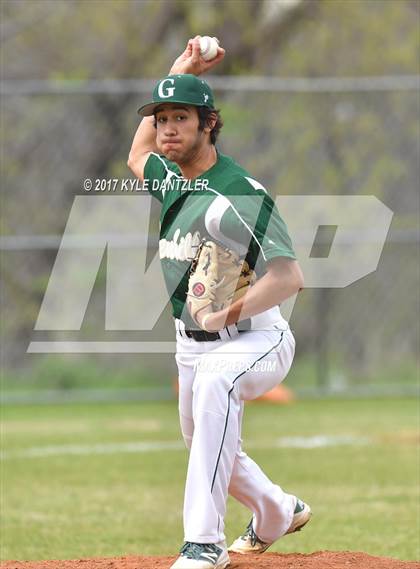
left=196, top=106, right=223, bottom=145
left=153, top=106, right=223, bottom=145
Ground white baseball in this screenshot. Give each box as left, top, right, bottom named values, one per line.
left=199, top=36, right=219, bottom=61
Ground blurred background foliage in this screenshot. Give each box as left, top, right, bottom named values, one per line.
left=0, top=0, right=419, bottom=399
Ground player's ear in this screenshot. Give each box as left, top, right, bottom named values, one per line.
left=207, top=112, right=217, bottom=131
left=203, top=112, right=217, bottom=133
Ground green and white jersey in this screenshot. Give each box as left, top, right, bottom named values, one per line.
left=144, top=151, right=295, bottom=326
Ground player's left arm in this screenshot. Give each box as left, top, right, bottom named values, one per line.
left=200, top=256, right=303, bottom=331
left=196, top=186, right=303, bottom=331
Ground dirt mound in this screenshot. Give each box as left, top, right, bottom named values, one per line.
left=2, top=551, right=419, bottom=569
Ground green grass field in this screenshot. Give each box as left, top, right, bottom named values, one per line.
left=1, top=398, right=419, bottom=562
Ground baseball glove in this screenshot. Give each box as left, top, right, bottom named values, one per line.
left=186, top=239, right=256, bottom=328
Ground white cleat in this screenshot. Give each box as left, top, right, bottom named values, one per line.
left=285, top=498, right=312, bottom=535
left=170, top=541, right=230, bottom=568
left=228, top=498, right=312, bottom=555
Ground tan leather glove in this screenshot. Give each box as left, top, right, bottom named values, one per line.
left=187, top=239, right=256, bottom=328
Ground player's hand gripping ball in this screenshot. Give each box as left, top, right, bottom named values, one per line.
left=199, top=36, right=220, bottom=61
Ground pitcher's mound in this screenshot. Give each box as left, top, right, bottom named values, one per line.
left=2, top=551, right=419, bottom=569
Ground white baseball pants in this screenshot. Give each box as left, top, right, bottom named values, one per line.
left=174, top=317, right=297, bottom=545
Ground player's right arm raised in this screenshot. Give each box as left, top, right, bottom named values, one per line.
left=127, top=36, right=224, bottom=181
left=127, top=116, right=156, bottom=182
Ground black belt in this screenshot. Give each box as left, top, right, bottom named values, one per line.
left=183, top=318, right=252, bottom=342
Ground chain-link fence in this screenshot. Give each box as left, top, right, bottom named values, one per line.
left=1, top=77, right=419, bottom=400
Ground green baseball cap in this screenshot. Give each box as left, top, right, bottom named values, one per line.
left=138, top=74, right=215, bottom=116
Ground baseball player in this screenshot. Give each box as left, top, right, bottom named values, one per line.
left=128, top=37, right=311, bottom=569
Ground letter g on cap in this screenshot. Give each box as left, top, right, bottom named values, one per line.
left=158, top=78, right=175, bottom=98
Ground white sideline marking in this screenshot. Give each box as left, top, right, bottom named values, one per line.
left=1, top=441, right=185, bottom=459
left=1, top=435, right=370, bottom=460
left=274, top=435, right=370, bottom=448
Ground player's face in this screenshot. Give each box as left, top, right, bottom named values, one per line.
left=155, top=104, right=206, bottom=164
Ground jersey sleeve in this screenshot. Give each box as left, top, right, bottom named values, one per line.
left=143, top=153, right=180, bottom=203
left=219, top=182, right=296, bottom=264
